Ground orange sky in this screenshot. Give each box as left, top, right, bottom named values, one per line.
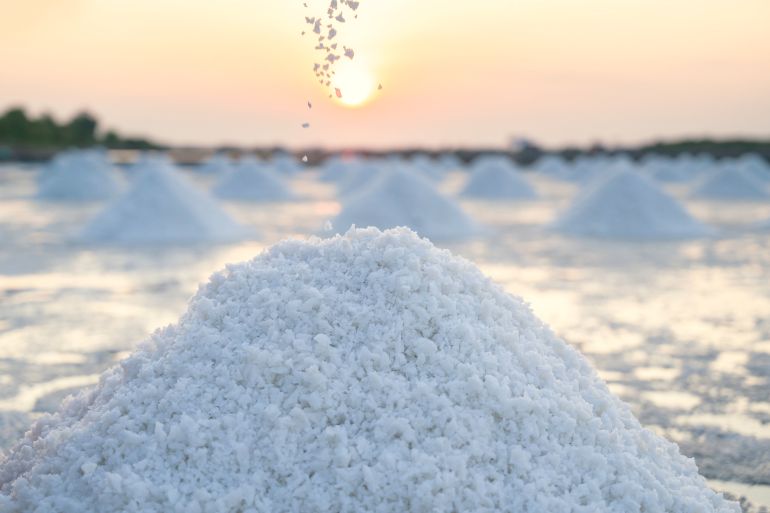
left=1, top=0, right=769, bottom=149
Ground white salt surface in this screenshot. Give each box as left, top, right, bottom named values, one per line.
left=461, top=160, right=537, bottom=200
left=692, top=168, right=770, bottom=201
left=0, top=228, right=738, bottom=512
left=214, top=160, right=296, bottom=202
left=334, top=167, right=478, bottom=241
left=553, top=169, right=711, bottom=239
left=37, top=151, right=123, bottom=201
left=80, top=162, right=248, bottom=245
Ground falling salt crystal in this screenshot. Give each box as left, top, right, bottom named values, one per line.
left=335, top=88, right=342, bottom=98
left=323, top=219, right=333, bottom=231
left=302, top=155, right=309, bottom=163
left=344, top=48, right=354, bottom=59
left=308, top=101, right=313, bottom=109
left=302, top=123, right=310, bottom=128
left=378, top=83, right=383, bottom=90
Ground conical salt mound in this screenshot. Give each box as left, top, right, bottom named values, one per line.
left=334, top=168, right=478, bottom=240
left=337, top=162, right=384, bottom=197
left=0, top=228, right=737, bottom=512
left=691, top=167, right=770, bottom=201
left=214, top=160, right=295, bottom=202
left=552, top=170, right=710, bottom=239
left=198, top=154, right=234, bottom=175
left=460, top=160, right=537, bottom=200
left=37, top=151, right=123, bottom=201
left=80, top=162, right=248, bottom=245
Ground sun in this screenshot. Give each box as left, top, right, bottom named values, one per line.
left=331, top=61, right=377, bottom=108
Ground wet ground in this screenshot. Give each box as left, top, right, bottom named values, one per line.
left=1, top=163, right=769, bottom=508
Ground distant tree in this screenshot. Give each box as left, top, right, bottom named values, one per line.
left=64, top=111, right=99, bottom=146
left=0, top=107, right=30, bottom=144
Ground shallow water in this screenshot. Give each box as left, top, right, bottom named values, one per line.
left=1, top=164, right=769, bottom=507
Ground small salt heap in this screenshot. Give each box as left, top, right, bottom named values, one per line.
left=735, top=154, right=770, bottom=183
left=0, top=228, right=738, bottom=512
left=334, top=167, right=478, bottom=240
left=37, top=150, right=123, bottom=201
left=80, top=161, right=248, bottom=245
left=409, top=154, right=445, bottom=182
left=214, top=159, right=296, bottom=202
left=461, top=157, right=537, bottom=200
left=198, top=153, right=235, bottom=175
left=270, top=153, right=301, bottom=176
left=337, top=161, right=384, bottom=196
left=692, top=166, right=770, bottom=201
left=552, top=169, right=710, bottom=239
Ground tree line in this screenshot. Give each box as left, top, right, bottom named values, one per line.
left=0, top=107, right=160, bottom=150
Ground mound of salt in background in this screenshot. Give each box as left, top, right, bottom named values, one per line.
left=0, top=228, right=737, bottom=513
left=37, top=151, right=123, bottom=202
left=213, top=160, right=296, bottom=202
left=333, top=168, right=478, bottom=240
left=80, top=161, right=248, bottom=245
left=460, top=159, right=537, bottom=200
left=691, top=167, right=770, bottom=201
left=552, top=169, right=711, bottom=239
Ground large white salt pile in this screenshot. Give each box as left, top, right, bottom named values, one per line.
left=80, top=161, right=248, bottom=245
left=334, top=168, right=478, bottom=240
left=552, top=169, right=710, bottom=239
left=460, top=158, right=537, bottom=200
left=37, top=150, right=123, bottom=201
left=0, top=228, right=737, bottom=512
left=691, top=167, right=770, bottom=201
left=214, top=160, right=295, bottom=202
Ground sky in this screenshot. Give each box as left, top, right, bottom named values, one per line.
left=1, top=0, right=769, bottom=149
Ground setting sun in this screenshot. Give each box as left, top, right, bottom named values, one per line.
left=331, top=61, right=377, bottom=108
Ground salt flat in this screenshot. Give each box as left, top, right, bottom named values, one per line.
left=1, top=163, right=769, bottom=508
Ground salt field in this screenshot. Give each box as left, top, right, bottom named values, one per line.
left=1, top=158, right=770, bottom=509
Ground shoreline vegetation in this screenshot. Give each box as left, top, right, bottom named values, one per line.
left=1, top=106, right=768, bottom=164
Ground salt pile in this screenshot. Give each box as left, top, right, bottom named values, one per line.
left=80, top=161, right=248, bottom=245
left=552, top=169, right=710, bottom=239
left=461, top=159, right=537, bottom=200
left=410, top=154, right=445, bottom=182
left=270, top=153, right=301, bottom=176
left=37, top=150, right=123, bottom=201
left=337, top=161, right=383, bottom=196
left=0, top=228, right=737, bottom=512
left=692, top=167, right=770, bottom=201
left=334, top=168, right=478, bottom=240
left=736, top=154, right=770, bottom=183
left=198, top=153, right=235, bottom=175
left=214, top=159, right=296, bottom=202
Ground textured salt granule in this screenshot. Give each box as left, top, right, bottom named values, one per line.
left=214, top=160, right=296, bottom=202
left=461, top=159, right=537, bottom=200
left=552, top=169, right=711, bottom=239
left=80, top=161, right=248, bottom=245
left=0, top=227, right=738, bottom=512
left=691, top=167, right=770, bottom=201
left=334, top=168, right=478, bottom=241
left=37, top=151, right=123, bottom=201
